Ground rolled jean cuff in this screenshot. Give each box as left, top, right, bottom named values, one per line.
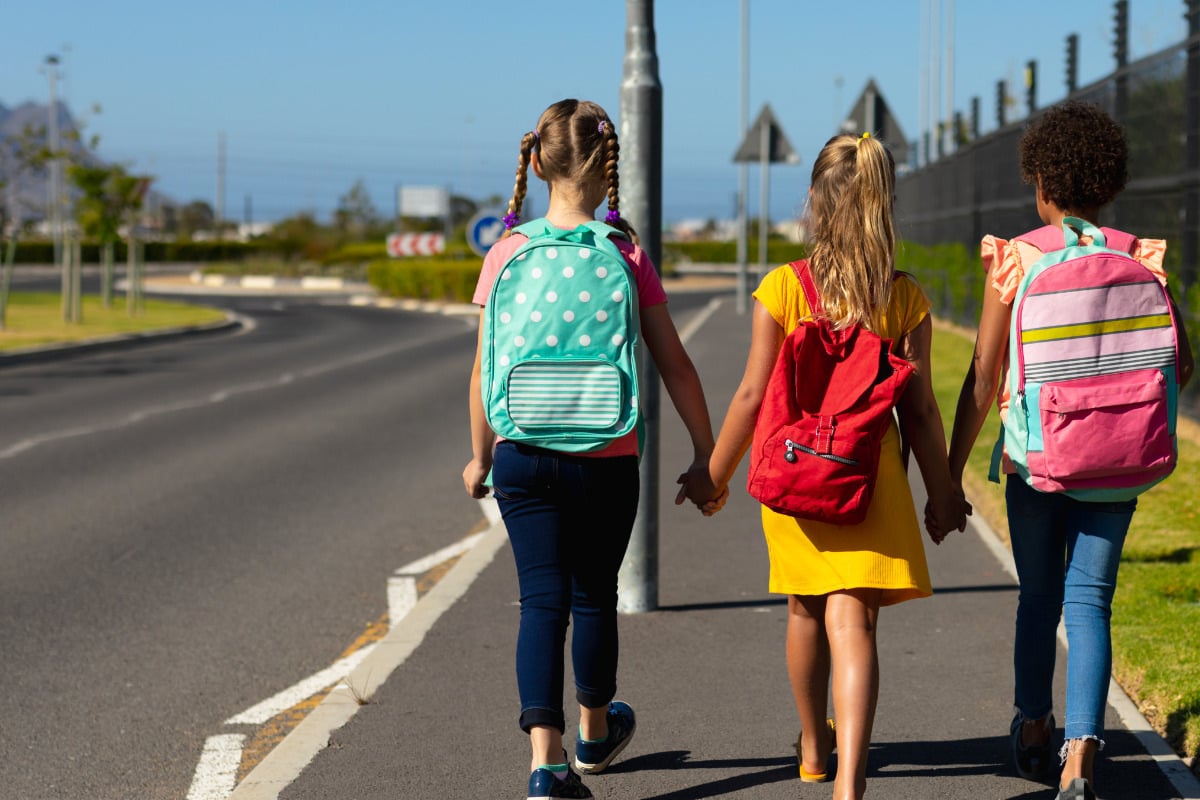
left=576, top=685, right=615, bottom=710
left=520, top=706, right=565, bottom=735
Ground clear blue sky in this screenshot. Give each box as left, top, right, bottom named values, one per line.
left=2, top=1, right=1188, bottom=225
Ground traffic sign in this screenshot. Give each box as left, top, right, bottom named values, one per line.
left=467, top=211, right=507, bottom=258
left=733, top=104, right=799, bottom=164
left=386, top=232, right=445, bottom=257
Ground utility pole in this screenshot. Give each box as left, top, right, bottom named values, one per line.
left=216, top=131, right=226, bottom=239
left=618, top=0, right=663, bottom=614
left=736, top=0, right=750, bottom=313
left=42, top=55, right=64, bottom=288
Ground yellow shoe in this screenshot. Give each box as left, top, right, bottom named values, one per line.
left=795, top=718, right=836, bottom=783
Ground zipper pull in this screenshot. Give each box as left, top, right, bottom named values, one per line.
left=784, top=439, right=798, bottom=463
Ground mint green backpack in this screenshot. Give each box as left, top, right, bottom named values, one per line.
left=481, top=218, right=641, bottom=452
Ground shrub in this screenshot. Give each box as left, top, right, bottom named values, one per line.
left=367, top=258, right=480, bottom=302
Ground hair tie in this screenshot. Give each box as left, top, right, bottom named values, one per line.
left=604, top=209, right=620, bottom=224
left=860, top=131, right=871, bottom=140
left=598, top=120, right=609, bottom=134
left=532, top=129, right=540, bottom=140
left=503, top=211, right=520, bottom=230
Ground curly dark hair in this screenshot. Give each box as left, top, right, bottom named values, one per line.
left=1019, top=100, right=1129, bottom=212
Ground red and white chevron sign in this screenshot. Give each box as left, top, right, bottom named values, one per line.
left=386, top=232, right=445, bottom=257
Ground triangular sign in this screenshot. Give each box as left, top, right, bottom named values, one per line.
left=733, top=104, right=800, bottom=165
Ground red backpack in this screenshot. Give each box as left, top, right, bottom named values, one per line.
left=746, top=261, right=914, bottom=525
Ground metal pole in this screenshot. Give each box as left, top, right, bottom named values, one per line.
left=736, top=0, right=750, bottom=314
left=758, top=120, right=769, bottom=280
left=618, top=0, right=663, bottom=614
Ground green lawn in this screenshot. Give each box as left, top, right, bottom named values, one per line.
left=929, top=320, right=1200, bottom=767
left=0, top=292, right=227, bottom=351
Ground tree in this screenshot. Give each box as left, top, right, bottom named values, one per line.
left=68, top=162, right=147, bottom=309
left=332, top=179, right=378, bottom=240
left=177, top=199, right=216, bottom=239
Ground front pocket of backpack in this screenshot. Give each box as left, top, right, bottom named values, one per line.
left=750, top=423, right=876, bottom=523
left=1039, top=368, right=1172, bottom=481
left=506, top=360, right=624, bottom=430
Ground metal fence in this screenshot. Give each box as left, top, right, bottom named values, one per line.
left=895, top=6, right=1200, bottom=408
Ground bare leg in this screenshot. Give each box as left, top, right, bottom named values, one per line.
left=1060, top=738, right=1099, bottom=788
left=788, top=594, right=832, bottom=775
left=578, top=704, right=608, bottom=741
left=827, top=588, right=882, bottom=800
left=530, top=725, right=565, bottom=772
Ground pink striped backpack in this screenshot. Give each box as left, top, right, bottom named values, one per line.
left=991, top=217, right=1181, bottom=501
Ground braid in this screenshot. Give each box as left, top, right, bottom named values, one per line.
left=503, top=130, right=538, bottom=236
left=600, top=122, right=639, bottom=245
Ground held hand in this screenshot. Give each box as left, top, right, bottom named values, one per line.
left=700, top=484, right=730, bottom=516
left=462, top=458, right=491, bottom=499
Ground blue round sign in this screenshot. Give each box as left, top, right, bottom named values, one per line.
left=467, top=211, right=507, bottom=257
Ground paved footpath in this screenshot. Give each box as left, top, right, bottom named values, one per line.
left=210, top=295, right=1195, bottom=800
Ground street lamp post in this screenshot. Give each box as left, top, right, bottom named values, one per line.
left=618, top=0, right=663, bottom=614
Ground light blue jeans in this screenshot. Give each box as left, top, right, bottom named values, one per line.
left=1006, top=476, right=1136, bottom=743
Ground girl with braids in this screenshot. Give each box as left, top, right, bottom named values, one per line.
left=943, top=100, right=1192, bottom=800
left=462, top=98, right=716, bottom=800
left=683, top=133, right=966, bottom=800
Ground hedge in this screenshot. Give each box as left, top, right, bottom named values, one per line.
left=367, top=258, right=480, bottom=303
left=10, top=239, right=264, bottom=263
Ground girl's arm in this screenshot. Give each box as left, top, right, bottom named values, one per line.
left=703, top=301, right=784, bottom=501
left=462, top=314, right=495, bottom=498
left=639, top=303, right=717, bottom=492
left=896, top=315, right=965, bottom=543
left=947, top=275, right=1011, bottom=487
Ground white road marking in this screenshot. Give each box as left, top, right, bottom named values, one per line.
left=186, top=733, right=246, bottom=800
left=225, top=646, right=377, bottom=726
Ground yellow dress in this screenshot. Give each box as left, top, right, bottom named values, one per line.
left=752, top=265, right=933, bottom=606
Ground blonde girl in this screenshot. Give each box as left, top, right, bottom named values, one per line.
left=684, top=133, right=966, bottom=800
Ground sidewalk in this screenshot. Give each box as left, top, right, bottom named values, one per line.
left=232, top=297, right=1198, bottom=799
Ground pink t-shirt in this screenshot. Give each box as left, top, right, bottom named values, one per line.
left=473, top=228, right=668, bottom=457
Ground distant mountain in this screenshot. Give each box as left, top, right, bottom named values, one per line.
left=1, top=100, right=175, bottom=227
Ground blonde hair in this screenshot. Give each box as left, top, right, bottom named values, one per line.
left=804, top=133, right=897, bottom=332
left=504, top=99, right=639, bottom=245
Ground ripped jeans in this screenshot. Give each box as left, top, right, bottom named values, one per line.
left=1006, top=476, right=1136, bottom=743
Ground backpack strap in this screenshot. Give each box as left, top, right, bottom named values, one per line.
left=512, top=217, right=627, bottom=243
left=1014, top=219, right=1138, bottom=254
left=790, top=260, right=823, bottom=316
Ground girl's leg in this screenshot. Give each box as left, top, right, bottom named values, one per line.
left=491, top=443, right=572, bottom=771
left=788, top=594, right=832, bottom=775
left=1006, top=477, right=1066, bottom=726
left=562, top=456, right=639, bottom=740
left=826, top=588, right=882, bottom=800
left=1058, top=498, right=1134, bottom=788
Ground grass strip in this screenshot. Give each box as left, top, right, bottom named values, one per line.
left=0, top=292, right=227, bottom=352
left=929, top=319, right=1200, bottom=767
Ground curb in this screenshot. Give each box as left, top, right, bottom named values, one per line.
left=227, top=503, right=509, bottom=799
left=0, top=314, right=244, bottom=369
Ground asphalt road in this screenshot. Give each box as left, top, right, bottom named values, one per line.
left=0, top=294, right=488, bottom=799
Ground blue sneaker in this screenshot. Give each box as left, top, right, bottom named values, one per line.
left=574, top=700, right=636, bottom=775
left=527, top=764, right=592, bottom=800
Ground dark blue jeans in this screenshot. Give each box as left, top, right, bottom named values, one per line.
left=1006, top=476, right=1136, bottom=742
left=491, top=442, right=640, bottom=734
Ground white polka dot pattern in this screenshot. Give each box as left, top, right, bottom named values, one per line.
left=481, top=223, right=643, bottom=451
